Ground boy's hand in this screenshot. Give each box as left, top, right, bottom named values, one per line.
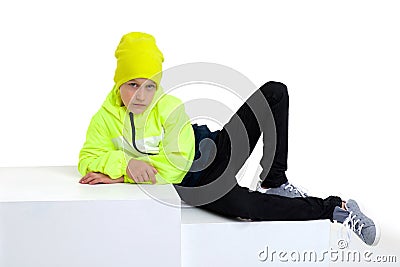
left=80, top=172, right=124, bottom=185
left=126, top=159, right=158, bottom=184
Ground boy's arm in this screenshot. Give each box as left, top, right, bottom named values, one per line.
left=80, top=172, right=124, bottom=184
left=78, top=113, right=130, bottom=180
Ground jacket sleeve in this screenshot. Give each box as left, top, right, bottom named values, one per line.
left=78, top=112, right=130, bottom=179
left=127, top=99, right=195, bottom=184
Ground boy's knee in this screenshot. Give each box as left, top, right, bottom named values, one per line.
left=259, top=81, right=288, bottom=104
left=261, top=81, right=288, bottom=94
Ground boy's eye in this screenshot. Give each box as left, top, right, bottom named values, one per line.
left=128, top=83, right=138, bottom=87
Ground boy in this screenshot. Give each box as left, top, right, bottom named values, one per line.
left=78, top=32, right=379, bottom=246
left=79, top=32, right=195, bottom=186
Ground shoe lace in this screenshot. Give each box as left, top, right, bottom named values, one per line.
left=283, top=183, right=308, bottom=197
left=253, top=180, right=263, bottom=192
left=342, top=211, right=365, bottom=242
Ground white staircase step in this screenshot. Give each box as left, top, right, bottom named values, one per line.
left=0, top=166, right=181, bottom=267
left=181, top=203, right=331, bottom=266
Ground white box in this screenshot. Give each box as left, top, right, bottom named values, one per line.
left=181, top=203, right=331, bottom=267
left=0, top=166, right=181, bottom=267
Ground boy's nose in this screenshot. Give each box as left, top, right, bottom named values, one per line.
left=135, top=88, right=145, bottom=100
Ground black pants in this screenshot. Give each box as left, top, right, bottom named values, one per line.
left=175, top=81, right=342, bottom=221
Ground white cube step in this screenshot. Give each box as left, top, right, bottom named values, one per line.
left=181, top=202, right=331, bottom=267
left=0, top=166, right=181, bottom=267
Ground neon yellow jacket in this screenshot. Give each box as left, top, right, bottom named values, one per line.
left=78, top=84, right=195, bottom=184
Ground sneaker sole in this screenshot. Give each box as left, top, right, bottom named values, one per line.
left=357, top=200, right=381, bottom=246
left=370, top=217, right=381, bottom=246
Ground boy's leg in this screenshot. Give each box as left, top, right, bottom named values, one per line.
left=200, top=81, right=289, bottom=187
left=258, top=81, right=289, bottom=188
left=198, top=182, right=342, bottom=221
left=196, top=184, right=380, bottom=246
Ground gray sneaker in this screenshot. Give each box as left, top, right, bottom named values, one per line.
left=343, top=199, right=380, bottom=246
left=254, top=181, right=309, bottom=198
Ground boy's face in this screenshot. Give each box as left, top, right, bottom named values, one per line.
left=120, top=78, right=157, bottom=114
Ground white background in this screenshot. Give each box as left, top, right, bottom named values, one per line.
left=0, top=0, right=399, bottom=259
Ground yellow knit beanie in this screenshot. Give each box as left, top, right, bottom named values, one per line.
left=114, top=32, right=164, bottom=90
